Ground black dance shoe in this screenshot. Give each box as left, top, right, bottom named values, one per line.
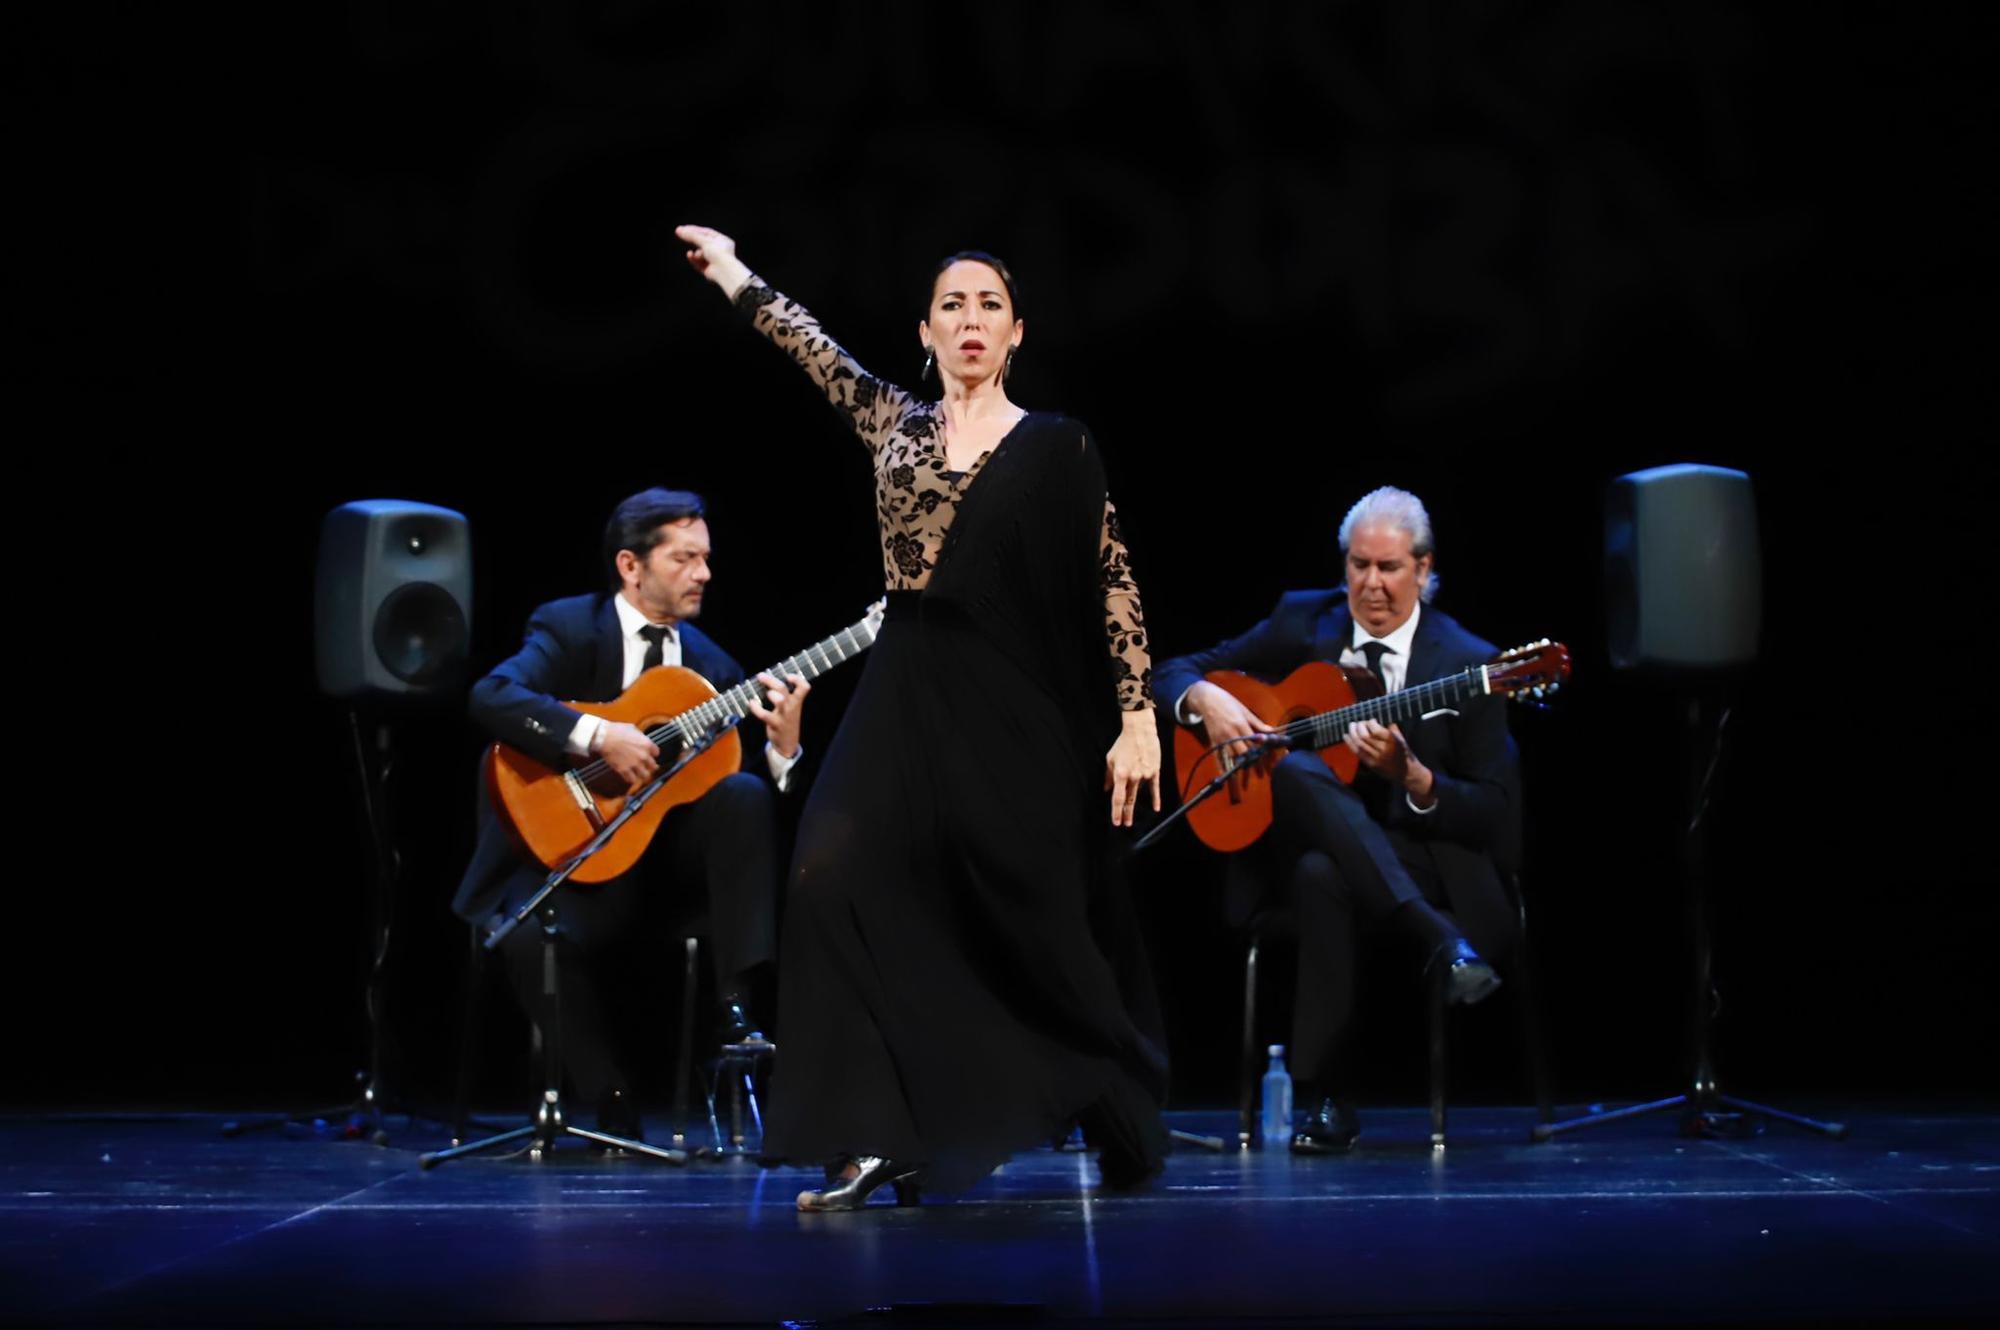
left=716, top=1000, right=773, bottom=1050
left=1290, top=1099, right=1360, bottom=1155
left=795, top=1156, right=923, bottom=1211
left=1430, top=938, right=1502, bottom=1006
left=1104, top=1144, right=1168, bottom=1192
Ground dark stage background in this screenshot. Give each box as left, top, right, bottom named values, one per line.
left=22, top=3, right=1989, bottom=1112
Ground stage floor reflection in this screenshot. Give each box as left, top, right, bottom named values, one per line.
left=5, top=1104, right=1996, bottom=1326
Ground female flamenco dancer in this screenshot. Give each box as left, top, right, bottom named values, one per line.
left=676, top=223, right=1171, bottom=1210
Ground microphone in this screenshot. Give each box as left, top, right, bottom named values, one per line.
left=1135, top=728, right=1295, bottom=853
left=1203, top=730, right=1295, bottom=771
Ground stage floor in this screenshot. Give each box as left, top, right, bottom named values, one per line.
left=4, top=1103, right=1996, bottom=1327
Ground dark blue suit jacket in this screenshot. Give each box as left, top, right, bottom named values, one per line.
left=1155, top=591, right=1519, bottom=954
left=452, top=592, right=773, bottom=926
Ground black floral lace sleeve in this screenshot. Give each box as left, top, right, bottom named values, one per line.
left=734, top=278, right=915, bottom=455
left=1100, top=499, right=1153, bottom=710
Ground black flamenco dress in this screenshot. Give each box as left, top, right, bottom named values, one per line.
left=733, top=280, right=1169, bottom=1191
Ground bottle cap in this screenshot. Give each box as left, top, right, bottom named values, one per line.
left=1267, top=1044, right=1285, bottom=1058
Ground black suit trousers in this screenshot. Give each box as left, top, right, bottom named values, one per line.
left=1264, top=753, right=1453, bottom=1092
left=496, top=770, right=779, bottom=1102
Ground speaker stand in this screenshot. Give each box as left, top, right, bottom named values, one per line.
left=223, top=708, right=457, bottom=1145
left=1534, top=692, right=1845, bottom=1143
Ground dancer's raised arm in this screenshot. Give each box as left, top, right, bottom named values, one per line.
left=677, top=224, right=916, bottom=455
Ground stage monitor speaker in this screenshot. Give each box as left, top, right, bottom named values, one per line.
left=316, top=499, right=472, bottom=697
left=1605, top=464, right=1761, bottom=671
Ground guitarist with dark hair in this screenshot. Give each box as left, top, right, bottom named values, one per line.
left=1156, top=486, right=1520, bottom=1156
left=452, top=487, right=810, bottom=1143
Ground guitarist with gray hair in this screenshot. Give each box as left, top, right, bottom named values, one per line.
left=1156, top=486, right=1518, bottom=1155
left=453, top=487, right=810, bottom=1144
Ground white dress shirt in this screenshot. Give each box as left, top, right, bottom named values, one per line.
left=1338, top=601, right=1422, bottom=695
left=564, top=593, right=801, bottom=790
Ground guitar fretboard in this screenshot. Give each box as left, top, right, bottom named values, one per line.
left=651, top=616, right=881, bottom=747
left=1288, top=665, right=1488, bottom=749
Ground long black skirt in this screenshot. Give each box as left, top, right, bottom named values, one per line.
left=763, top=593, right=1168, bottom=1193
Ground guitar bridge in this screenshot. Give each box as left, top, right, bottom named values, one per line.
left=563, top=771, right=607, bottom=829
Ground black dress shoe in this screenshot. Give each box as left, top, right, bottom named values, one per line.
left=1430, top=938, right=1502, bottom=1006
left=1290, top=1099, right=1360, bottom=1155
left=796, top=1156, right=923, bottom=1211
left=1096, top=1140, right=1166, bottom=1190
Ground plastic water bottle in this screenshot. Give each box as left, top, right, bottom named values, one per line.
left=1260, top=1044, right=1293, bottom=1149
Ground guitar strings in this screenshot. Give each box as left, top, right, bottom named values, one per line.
left=562, top=622, right=878, bottom=785
left=1279, top=670, right=1472, bottom=747
left=1187, top=670, right=1480, bottom=779
left=1199, top=652, right=1553, bottom=763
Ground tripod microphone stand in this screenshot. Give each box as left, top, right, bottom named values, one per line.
left=419, top=721, right=738, bottom=1169
left=1134, top=734, right=1287, bottom=852
left=1534, top=691, right=1845, bottom=1142
left=1136, top=737, right=1278, bottom=1153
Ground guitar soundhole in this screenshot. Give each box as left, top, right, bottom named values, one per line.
left=582, top=730, right=687, bottom=797
left=1284, top=708, right=1314, bottom=750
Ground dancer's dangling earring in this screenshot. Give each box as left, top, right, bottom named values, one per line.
left=921, top=347, right=935, bottom=382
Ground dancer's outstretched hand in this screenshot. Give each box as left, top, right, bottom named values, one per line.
left=676, top=224, right=753, bottom=298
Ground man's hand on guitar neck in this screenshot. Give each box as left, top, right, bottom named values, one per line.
left=594, top=721, right=662, bottom=789
left=747, top=671, right=810, bottom=760
left=1343, top=719, right=1436, bottom=810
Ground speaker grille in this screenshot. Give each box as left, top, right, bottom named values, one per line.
left=372, top=582, right=470, bottom=686
left=1605, top=464, right=1761, bottom=670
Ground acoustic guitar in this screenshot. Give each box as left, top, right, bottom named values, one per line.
left=486, top=602, right=885, bottom=882
left=1172, top=640, right=1571, bottom=852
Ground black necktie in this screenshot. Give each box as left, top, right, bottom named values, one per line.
left=1359, top=640, right=1394, bottom=694
left=638, top=624, right=673, bottom=672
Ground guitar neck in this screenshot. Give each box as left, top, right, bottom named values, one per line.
left=1291, top=665, right=1487, bottom=749
left=661, top=616, right=880, bottom=743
